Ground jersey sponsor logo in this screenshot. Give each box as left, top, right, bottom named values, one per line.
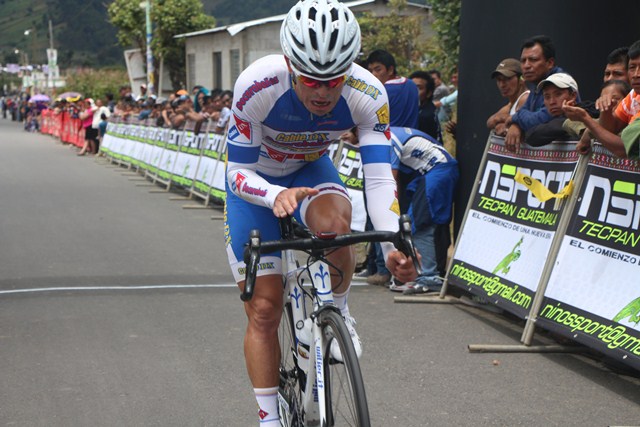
left=234, top=172, right=246, bottom=192
left=264, top=145, right=326, bottom=162
left=241, top=183, right=267, bottom=197
left=373, top=123, right=387, bottom=133
left=274, top=132, right=330, bottom=144
left=390, top=189, right=400, bottom=215
left=235, top=76, right=279, bottom=111
left=228, top=114, right=252, bottom=145
left=376, top=104, right=390, bottom=125
left=345, top=76, right=382, bottom=100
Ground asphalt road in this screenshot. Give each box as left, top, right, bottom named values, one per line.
left=1, top=118, right=639, bottom=426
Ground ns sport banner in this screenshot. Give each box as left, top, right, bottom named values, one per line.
left=539, top=145, right=640, bottom=369
left=327, top=141, right=366, bottom=232
left=448, top=136, right=578, bottom=318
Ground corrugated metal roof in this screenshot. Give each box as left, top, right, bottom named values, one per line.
left=175, top=0, right=429, bottom=39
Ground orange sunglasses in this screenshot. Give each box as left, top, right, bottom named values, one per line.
left=296, top=73, right=347, bottom=89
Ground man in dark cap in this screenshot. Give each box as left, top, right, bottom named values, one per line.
left=486, top=58, right=530, bottom=136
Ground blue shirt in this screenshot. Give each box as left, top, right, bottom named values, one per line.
left=385, top=77, right=419, bottom=128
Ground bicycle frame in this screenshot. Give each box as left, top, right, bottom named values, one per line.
left=282, top=248, right=335, bottom=425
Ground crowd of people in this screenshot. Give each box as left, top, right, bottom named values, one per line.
left=0, top=83, right=236, bottom=157
left=488, top=35, right=640, bottom=159
left=108, top=84, right=234, bottom=135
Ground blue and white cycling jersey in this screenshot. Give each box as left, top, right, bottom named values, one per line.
left=226, top=55, right=400, bottom=258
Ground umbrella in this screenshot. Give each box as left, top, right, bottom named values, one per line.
left=58, top=91, right=82, bottom=100
left=30, top=94, right=50, bottom=102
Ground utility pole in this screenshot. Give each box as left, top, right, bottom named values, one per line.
left=144, top=1, right=155, bottom=96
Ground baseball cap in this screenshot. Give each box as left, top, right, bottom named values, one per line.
left=491, top=58, right=521, bottom=78
left=537, top=73, right=579, bottom=93
left=176, top=89, right=188, bottom=96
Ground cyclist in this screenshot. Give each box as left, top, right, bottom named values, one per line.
left=224, top=1, right=418, bottom=424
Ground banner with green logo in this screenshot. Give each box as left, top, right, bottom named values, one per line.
left=448, top=136, right=579, bottom=318
left=539, top=144, right=640, bottom=369
left=327, top=141, right=366, bottom=231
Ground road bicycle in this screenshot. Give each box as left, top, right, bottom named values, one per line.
left=242, top=215, right=421, bottom=426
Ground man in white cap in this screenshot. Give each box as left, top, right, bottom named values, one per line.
left=524, top=72, right=583, bottom=146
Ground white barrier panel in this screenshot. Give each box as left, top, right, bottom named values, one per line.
left=327, top=141, right=366, bottom=232
left=193, top=130, right=227, bottom=201
left=447, top=136, right=579, bottom=318
left=538, top=144, right=640, bottom=369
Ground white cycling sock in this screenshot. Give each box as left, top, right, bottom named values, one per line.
left=333, top=289, right=350, bottom=318
left=254, top=386, right=279, bottom=426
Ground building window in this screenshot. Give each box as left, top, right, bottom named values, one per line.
left=187, top=53, right=196, bottom=90
left=230, top=49, right=241, bottom=87
left=213, top=52, right=222, bottom=90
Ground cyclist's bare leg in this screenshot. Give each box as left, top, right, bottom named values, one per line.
left=239, top=273, right=283, bottom=423
left=304, top=193, right=355, bottom=294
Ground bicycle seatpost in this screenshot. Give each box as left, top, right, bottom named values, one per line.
left=241, top=229, right=261, bottom=302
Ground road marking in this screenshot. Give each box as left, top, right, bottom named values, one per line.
left=0, top=282, right=367, bottom=295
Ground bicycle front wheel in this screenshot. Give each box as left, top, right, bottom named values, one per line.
left=278, top=302, right=305, bottom=426
left=319, top=309, right=370, bottom=426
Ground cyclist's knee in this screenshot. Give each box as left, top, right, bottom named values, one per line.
left=246, top=293, right=282, bottom=334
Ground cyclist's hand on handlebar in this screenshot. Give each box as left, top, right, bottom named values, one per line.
left=386, top=250, right=420, bottom=283
left=273, top=187, right=319, bottom=218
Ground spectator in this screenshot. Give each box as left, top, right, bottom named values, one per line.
left=563, top=79, right=629, bottom=142
left=194, top=86, right=209, bottom=112
left=136, top=83, right=148, bottom=101
left=92, top=99, right=111, bottom=153
left=487, top=58, right=530, bottom=136
left=505, top=35, right=568, bottom=151
left=77, top=98, right=98, bottom=156
left=160, top=98, right=173, bottom=127
left=524, top=73, right=589, bottom=147
left=365, top=49, right=420, bottom=286
left=409, top=70, right=442, bottom=141
left=96, top=113, right=109, bottom=157
left=105, top=92, right=116, bottom=113
left=366, top=49, right=419, bottom=128
left=214, top=90, right=233, bottom=134
left=604, top=46, right=629, bottom=83
left=170, top=94, right=205, bottom=131
left=434, top=68, right=458, bottom=125
left=569, top=40, right=640, bottom=157
left=138, top=98, right=154, bottom=120
left=385, top=127, right=458, bottom=294
left=429, top=69, right=450, bottom=102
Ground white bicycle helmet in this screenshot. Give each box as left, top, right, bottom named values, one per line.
left=281, top=0, right=361, bottom=80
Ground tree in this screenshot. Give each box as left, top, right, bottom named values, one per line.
left=357, top=0, right=427, bottom=76
left=64, top=68, right=130, bottom=101
left=425, top=0, right=461, bottom=77
left=108, top=0, right=215, bottom=91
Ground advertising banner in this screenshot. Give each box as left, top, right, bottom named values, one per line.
left=193, top=130, right=227, bottom=201
left=538, top=144, right=640, bottom=369
left=447, top=136, right=579, bottom=318
left=171, top=123, right=205, bottom=188
left=327, top=141, right=366, bottom=231
left=157, top=128, right=180, bottom=180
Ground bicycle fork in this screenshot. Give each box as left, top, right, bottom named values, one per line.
left=285, top=253, right=333, bottom=426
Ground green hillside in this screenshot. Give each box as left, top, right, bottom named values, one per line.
left=0, top=0, right=120, bottom=67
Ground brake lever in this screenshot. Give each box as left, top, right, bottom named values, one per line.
left=395, top=214, right=423, bottom=276
left=241, top=229, right=261, bottom=302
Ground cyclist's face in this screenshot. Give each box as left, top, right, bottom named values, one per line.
left=293, top=74, right=345, bottom=116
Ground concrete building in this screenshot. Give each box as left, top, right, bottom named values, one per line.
left=175, top=0, right=432, bottom=91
